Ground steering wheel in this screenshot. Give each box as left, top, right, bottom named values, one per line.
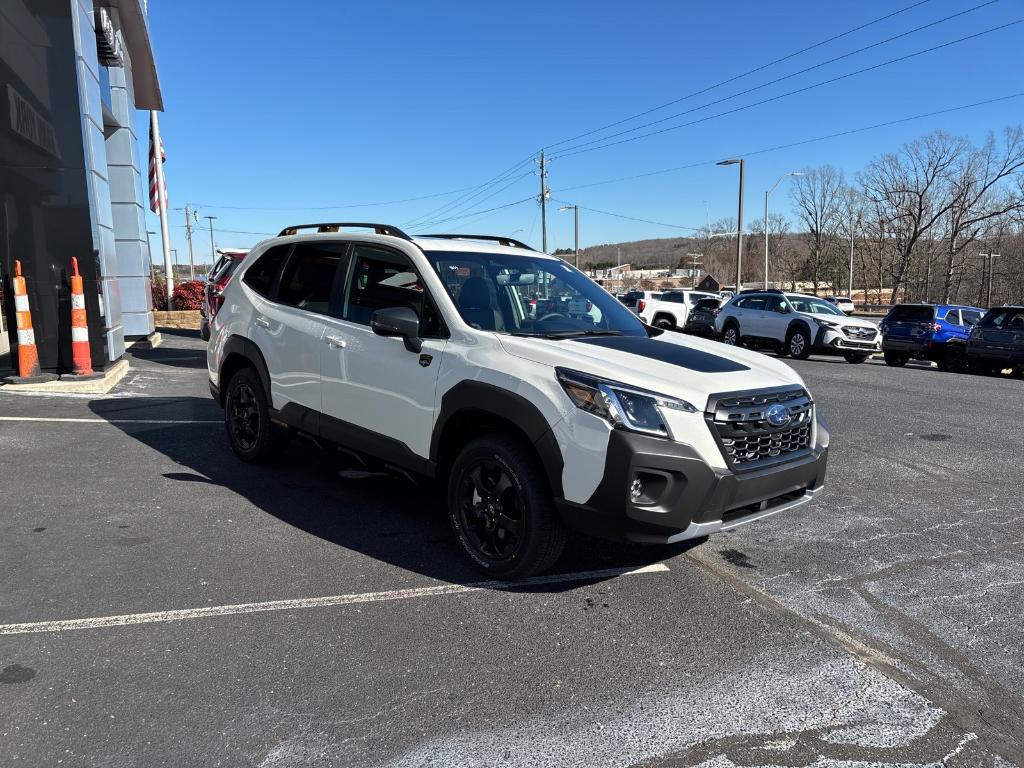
left=538, top=312, right=568, bottom=322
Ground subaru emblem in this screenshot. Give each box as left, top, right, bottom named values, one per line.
left=766, top=403, right=791, bottom=427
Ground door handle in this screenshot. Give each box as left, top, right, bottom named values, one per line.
left=325, top=335, right=346, bottom=349
left=254, top=316, right=270, bottom=328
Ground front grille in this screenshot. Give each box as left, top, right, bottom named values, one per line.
left=843, top=326, right=877, bottom=340
left=706, top=387, right=813, bottom=469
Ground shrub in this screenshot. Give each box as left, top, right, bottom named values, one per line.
left=151, top=277, right=168, bottom=311
left=171, top=280, right=205, bottom=311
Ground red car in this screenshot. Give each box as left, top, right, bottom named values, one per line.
left=200, top=249, right=248, bottom=341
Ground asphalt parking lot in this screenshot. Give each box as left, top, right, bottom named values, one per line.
left=1, top=331, right=1021, bottom=767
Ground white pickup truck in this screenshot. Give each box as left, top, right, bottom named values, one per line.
left=637, top=289, right=720, bottom=330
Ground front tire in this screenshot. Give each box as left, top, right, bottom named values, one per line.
left=448, top=435, right=566, bottom=580
left=844, top=352, right=870, bottom=364
left=787, top=327, right=812, bottom=359
left=884, top=351, right=909, bottom=367
left=721, top=323, right=740, bottom=346
left=653, top=316, right=675, bottom=330
left=937, top=345, right=966, bottom=373
left=224, top=367, right=287, bottom=463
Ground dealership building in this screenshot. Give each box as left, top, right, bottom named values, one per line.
left=1, top=0, right=161, bottom=377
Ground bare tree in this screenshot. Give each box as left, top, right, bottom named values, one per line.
left=750, top=213, right=793, bottom=288
left=938, top=126, right=1024, bottom=302
left=790, top=165, right=846, bottom=293
left=858, top=131, right=969, bottom=304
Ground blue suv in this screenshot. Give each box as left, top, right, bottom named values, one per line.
left=880, top=303, right=986, bottom=372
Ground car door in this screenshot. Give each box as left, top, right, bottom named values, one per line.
left=248, top=241, right=347, bottom=414
left=319, top=242, right=446, bottom=465
left=740, top=295, right=768, bottom=336
left=762, top=295, right=792, bottom=341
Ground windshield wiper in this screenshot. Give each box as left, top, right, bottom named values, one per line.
left=537, top=329, right=624, bottom=339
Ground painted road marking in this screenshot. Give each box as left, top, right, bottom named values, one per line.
left=0, top=416, right=219, bottom=425
left=0, top=564, right=670, bottom=636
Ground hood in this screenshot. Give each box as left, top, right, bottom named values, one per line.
left=496, top=332, right=805, bottom=409
left=825, top=314, right=877, bottom=329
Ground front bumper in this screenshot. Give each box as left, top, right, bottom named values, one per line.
left=818, top=328, right=880, bottom=352
left=555, top=425, right=828, bottom=544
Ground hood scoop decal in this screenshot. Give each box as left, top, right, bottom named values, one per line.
left=572, top=336, right=750, bottom=373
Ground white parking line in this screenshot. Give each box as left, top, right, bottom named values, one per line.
left=0, top=564, right=669, bottom=636
left=0, top=416, right=220, bottom=425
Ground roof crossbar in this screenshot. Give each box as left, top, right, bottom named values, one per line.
left=417, top=234, right=536, bottom=251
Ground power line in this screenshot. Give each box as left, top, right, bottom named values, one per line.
left=552, top=200, right=702, bottom=232
left=549, top=0, right=999, bottom=158
left=542, top=0, right=938, bottom=152
left=551, top=91, right=1024, bottom=195
left=414, top=196, right=536, bottom=230
left=411, top=171, right=535, bottom=229
left=551, top=18, right=1023, bottom=160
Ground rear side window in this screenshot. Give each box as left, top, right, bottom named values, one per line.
left=243, top=245, right=290, bottom=298
left=276, top=242, right=349, bottom=315
left=943, top=309, right=962, bottom=325
left=888, top=305, right=934, bottom=322
left=981, top=308, right=1024, bottom=329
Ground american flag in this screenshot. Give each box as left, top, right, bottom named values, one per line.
left=148, top=122, right=167, bottom=213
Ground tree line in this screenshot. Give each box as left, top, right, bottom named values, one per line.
left=581, top=126, right=1024, bottom=305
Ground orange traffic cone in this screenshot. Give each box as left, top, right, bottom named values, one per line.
left=68, top=257, right=93, bottom=376
left=6, top=260, right=56, bottom=384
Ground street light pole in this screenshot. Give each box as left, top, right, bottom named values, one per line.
left=559, top=204, right=580, bottom=268
left=204, top=215, right=217, bottom=272
left=763, top=171, right=802, bottom=289
left=717, top=158, right=744, bottom=291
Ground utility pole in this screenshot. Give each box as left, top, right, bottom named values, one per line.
left=849, top=211, right=856, bottom=301
left=686, top=253, right=703, bottom=289
left=717, top=158, right=744, bottom=291
left=183, top=205, right=196, bottom=280
left=981, top=253, right=999, bottom=306
left=538, top=150, right=549, bottom=254
left=205, top=215, right=218, bottom=272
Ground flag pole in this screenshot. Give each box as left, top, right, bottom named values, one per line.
left=150, top=110, right=174, bottom=301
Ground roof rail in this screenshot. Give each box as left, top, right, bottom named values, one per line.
left=417, top=234, right=536, bottom=251
left=739, top=287, right=784, bottom=294
left=277, top=223, right=412, bottom=240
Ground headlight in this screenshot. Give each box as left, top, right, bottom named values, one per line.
left=555, top=368, right=697, bottom=438
left=814, top=318, right=840, bottom=328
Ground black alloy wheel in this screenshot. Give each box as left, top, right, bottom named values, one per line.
left=448, top=436, right=566, bottom=579
left=224, top=367, right=286, bottom=463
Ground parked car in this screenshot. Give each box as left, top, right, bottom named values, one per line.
left=966, top=305, right=1024, bottom=375
left=620, top=290, right=662, bottom=315
left=200, top=248, right=248, bottom=341
left=682, top=297, right=723, bottom=338
left=879, top=303, right=985, bottom=372
left=208, top=225, right=828, bottom=579
left=824, top=296, right=855, bottom=314
left=714, top=289, right=880, bottom=363
left=637, top=290, right=719, bottom=329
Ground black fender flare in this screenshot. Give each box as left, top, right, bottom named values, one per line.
left=219, top=335, right=272, bottom=405
left=786, top=319, right=814, bottom=343
left=430, top=380, right=565, bottom=499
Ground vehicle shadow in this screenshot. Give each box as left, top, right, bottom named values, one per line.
left=92, top=396, right=694, bottom=593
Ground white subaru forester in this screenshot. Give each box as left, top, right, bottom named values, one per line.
left=207, top=224, right=829, bottom=578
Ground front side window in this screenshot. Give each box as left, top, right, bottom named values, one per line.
left=276, top=242, right=348, bottom=315
left=343, top=244, right=442, bottom=336
left=961, top=310, right=982, bottom=326
left=243, top=245, right=290, bottom=298
left=942, top=309, right=961, bottom=325
left=743, top=297, right=767, bottom=311
left=426, top=251, right=646, bottom=337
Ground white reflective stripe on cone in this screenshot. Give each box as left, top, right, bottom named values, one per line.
left=71, top=293, right=86, bottom=309
left=14, top=294, right=29, bottom=312
left=17, top=329, right=35, bottom=345
left=71, top=326, right=90, bottom=342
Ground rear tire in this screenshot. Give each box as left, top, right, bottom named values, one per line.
left=844, top=352, right=870, bottom=364
left=224, top=367, right=287, bottom=463
left=200, top=319, right=211, bottom=342
left=884, top=351, right=908, bottom=367
left=448, top=435, right=566, bottom=580
left=937, top=345, right=966, bottom=373
left=787, top=327, right=812, bottom=360
left=653, top=316, right=675, bottom=330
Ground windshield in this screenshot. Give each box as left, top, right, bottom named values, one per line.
left=786, top=296, right=846, bottom=316
left=426, top=251, right=647, bottom=337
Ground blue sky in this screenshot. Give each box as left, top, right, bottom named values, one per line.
left=143, top=0, right=1023, bottom=263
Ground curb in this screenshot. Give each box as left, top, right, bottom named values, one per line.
left=0, top=359, right=130, bottom=395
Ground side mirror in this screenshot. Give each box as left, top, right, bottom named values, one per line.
left=779, top=305, right=791, bottom=314
left=371, top=306, right=422, bottom=353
